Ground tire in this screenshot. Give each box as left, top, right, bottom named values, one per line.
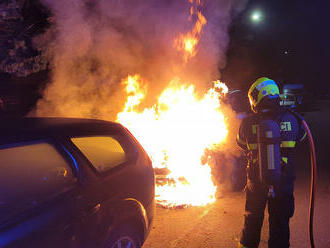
left=104, top=225, right=142, bottom=248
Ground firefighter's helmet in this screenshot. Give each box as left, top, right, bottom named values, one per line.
left=248, top=77, right=280, bottom=113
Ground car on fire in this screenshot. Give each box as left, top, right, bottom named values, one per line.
left=0, top=118, right=155, bottom=248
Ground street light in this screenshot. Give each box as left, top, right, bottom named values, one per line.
left=250, top=10, right=263, bottom=23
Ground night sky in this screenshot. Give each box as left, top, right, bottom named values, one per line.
left=222, top=0, right=330, bottom=94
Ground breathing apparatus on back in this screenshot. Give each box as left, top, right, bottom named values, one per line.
left=248, top=77, right=317, bottom=248
left=248, top=78, right=282, bottom=197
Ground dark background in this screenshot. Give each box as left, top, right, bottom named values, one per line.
left=1, top=0, right=330, bottom=115
left=222, top=0, right=330, bottom=95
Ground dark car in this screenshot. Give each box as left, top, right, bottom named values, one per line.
left=280, top=84, right=304, bottom=109
left=0, top=118, right=155, bottom=248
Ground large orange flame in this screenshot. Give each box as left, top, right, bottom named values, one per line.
left=117, top=75, right=228, bottom=207
left=116, top=0, right=228, bottom=208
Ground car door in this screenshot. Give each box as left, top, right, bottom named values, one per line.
left=0, top=139, right=81, bottom=248
left=68, top=133, right=141, bottom=246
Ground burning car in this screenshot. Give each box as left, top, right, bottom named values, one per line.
left=117, top=76, right=230, bottom=208
left=0, top=118, right=154, bottom=248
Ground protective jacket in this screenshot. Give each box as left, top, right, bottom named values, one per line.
left=237, top=109, right=306, bottom=184
left=237, top=108, right=306, bottom=248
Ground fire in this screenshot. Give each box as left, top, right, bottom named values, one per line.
left=183, top=37, right=198, bottom=55
left=117, top=75, right=228, bottom=207
left=122, top=75, right=147, bottom=112
left=115, top=0, right=227, bottom=208
left=214, top=80, right=229, bottom=94
left=175, top=0, right=207, bottom=61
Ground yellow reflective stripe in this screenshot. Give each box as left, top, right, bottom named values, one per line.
left=252, top=125, right=258, bottom=134
left=248, top=141, right=295, bottom=149
left=247, top=143, right=258, bottom=150
left=280, top=141, right=296, bottom=148
left=282, top=157, right=288, bottom=164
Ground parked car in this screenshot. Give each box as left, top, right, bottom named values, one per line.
left=280, top=84, right=304, bottom=109
left=0, top=118, right=155, bottom=248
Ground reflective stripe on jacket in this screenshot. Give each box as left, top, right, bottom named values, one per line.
left=236, top=109, right=306, bottom=180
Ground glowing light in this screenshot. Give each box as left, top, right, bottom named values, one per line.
left=251, top=11, right=263, bottom=23
left=184, top=38, right=198, bottom=55
left=117, top=75, right=229, bottom=207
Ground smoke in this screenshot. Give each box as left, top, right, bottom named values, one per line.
left=33, top=0, right=248, bottom=119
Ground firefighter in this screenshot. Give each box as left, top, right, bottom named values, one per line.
left=237, top=77, right=306, bottom=248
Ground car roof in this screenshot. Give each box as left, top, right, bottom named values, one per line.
left=0, top=117, right=125, bottom=142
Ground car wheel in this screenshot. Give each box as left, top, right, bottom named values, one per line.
left=105, top=225, right=142, bottom=248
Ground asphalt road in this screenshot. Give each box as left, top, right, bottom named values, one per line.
left=143, top=172, right=330, bottom=248
left=143, top=100, right=330, bottom=248
left=143, top=173, right=330, bottom=248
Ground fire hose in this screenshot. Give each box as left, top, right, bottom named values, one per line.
left=301, top=119, right=317, bottom=248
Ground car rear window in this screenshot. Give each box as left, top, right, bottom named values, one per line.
left=71, top=136, right=127, bottom=173
left=0, top=141, right=77, bottom=222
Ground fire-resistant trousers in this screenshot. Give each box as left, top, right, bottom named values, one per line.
left=240, top=180, right=295, bottom=248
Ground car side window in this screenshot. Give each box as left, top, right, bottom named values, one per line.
left=0, top=141, right=77, bottom=222
left=71, top=136, right=127, bottom=173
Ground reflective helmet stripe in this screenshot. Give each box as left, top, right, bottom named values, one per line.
left=256, top=84, right=280, bottom=105
left=256, top=79, right=277, bottom=91
left=248, top=77, right=280, bottom=109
